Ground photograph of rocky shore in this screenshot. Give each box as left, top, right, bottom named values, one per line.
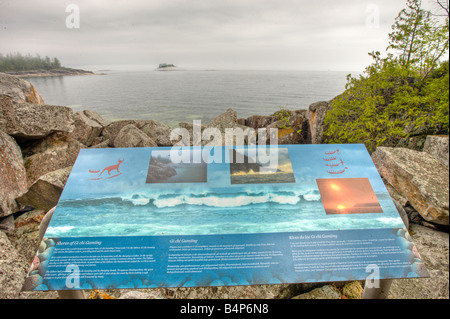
left=146, top=150, right=207, bottom=183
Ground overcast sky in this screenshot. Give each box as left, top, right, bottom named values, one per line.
left=0, top=0, right=439, bottom=72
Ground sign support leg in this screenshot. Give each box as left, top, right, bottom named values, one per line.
left=362, top=279, right=393, bottom=299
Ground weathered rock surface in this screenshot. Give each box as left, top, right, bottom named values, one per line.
left=8, top=209, right=44, bottom=262
left=209, top=108, right=238, bottom=128
left=423, top=135, right=449, bottom=168
left=0, top=72, right=44, bottom=104
left=0, top=231, right=29, bottom=299
left=208, top=108, right=257, bottom=146
left=119, top=290, right=165, bottom=299
left=102, top=119, right=171, bottom=147
left=175, top=121, right=208, bottom=146
left=266, top=109, right=308, bottom=144
left=389, top=224, right=449, bottom=299
left=245, top=114, right=276, bottom=130
left=90, top=139, right=111, bottom=149
left=83, top=109, right=110, bottom=128
left=306, top=100, right=331, bottom=144
left=243, top=109, right=309, bottom=145
left=69, top=110, right=108, bottom=146
left=160, top=283, right=323, bottom=299
left=0, top=95, right=74, bottom=141
left=0, top=130, right=28, bottom=218
left=113, top=124, right=157, bottom=148
left=16, top=166, right=72, bottom=212
left=341, top=281, right=364, bottom=299
left=21, top=132, right=83, bottom=187
left=372, top=147, right=449, bottom=225
left=384, top=182, right=431, bottom=229
left=102, top=120, right=136, bottom=144
left=292, top=284, right=341, bottom=299
left=136, top=120, right=174, bottom=146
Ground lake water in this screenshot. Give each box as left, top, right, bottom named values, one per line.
left=26, top=69, right=351, bottom=127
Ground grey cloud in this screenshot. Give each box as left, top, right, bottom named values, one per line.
left=0, top=0, right=407, bottom=71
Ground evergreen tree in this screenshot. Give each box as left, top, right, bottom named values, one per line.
left=0, top=53, right=65, bottom=72
left=323, top=0, right=449, bottom=152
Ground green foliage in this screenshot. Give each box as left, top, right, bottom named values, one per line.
left=274, top=105, right=293, bottom=130
left=0, top=52, right=63, bottom=72
left=323, top=0, right=449, bottom=152
left=388, top=0, right=449, bottom=76
left=274, top=105, right=303, bottom=134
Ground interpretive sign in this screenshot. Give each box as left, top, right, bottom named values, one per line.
left=22, top=144, right=429, bottom=291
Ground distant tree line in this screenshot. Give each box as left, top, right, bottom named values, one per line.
left=0, top=53, right=63, bottom=72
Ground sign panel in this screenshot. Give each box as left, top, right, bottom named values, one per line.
left=22, top=144, right=429, bottom=291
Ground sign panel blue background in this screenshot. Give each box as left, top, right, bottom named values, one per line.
left=22, top=144, right=429, bottom=291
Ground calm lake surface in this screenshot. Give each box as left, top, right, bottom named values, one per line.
left=26, top=69, right=352, bottom=127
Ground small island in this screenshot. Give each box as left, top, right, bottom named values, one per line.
left=155, top=63, right=180, bottom=71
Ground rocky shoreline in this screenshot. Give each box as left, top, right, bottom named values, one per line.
left=4, top=67, right=98, bottom=78
left=0, top=72, right=448, bottom=299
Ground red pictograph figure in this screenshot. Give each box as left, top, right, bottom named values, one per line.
left=327, top=167, right=348, bottom=174
left=325, top=158, right=344, bottom=167
left=325, top=149, right=340, bottom=155
left=323, top=150, right=348, bottom=175
left=88, top=159, right=124, bottom=180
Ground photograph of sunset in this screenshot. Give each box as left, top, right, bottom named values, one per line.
left=230, top=148, right=296, bottom=184
left=316, top=178, right=383, bottom=215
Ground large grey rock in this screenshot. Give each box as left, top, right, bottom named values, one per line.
left=102, top=120, right=136, bottom=145
left=90, top=139, right=111, bottom=149
left=208, top=109, right=256, bottom=146
left=423, top=135, right=449, bottom=168
left=0, top=95, right=74, bottom=140
left=161, top=283, right=321, bottom=299
left=69, top=110, right=108, bottom=146
left=0, top=231, right=29, bottom=299
left=0, top=215, right=14, bottom=232
left=81, top=109, right=110, bottom=127
left=390, top=224, right=449, bottom=299
left=245, top=114, right=276, bottom=129
left=119, top=290, right=165, bottom=299
left=9, top=209, right=44, bottom=259
left=292, top=284, right=341, bottom=299
left=135, top=120, right=173, bottom=146
left=372, top=147, right=449, bottom=225
left=0, top=130, right=28, bottom=218
left=266, top=109, right=308, bottom=144
left=341, top=281, right=364, bottom=299
left=16, top=166, right=72, bottom=211
left=0, top=72, right=44, bottom=104
left=175, top=121, right=208, bottom=146
left=21, top=132, right=83, bottom=187
left=306, top=101, right=331, bottom=144
left=102, top=119, right=171, bottom=147
left=209, top=108, right=238, bottom=128
left=244, top=109, right=309, bottom=145
left=384, top=182, right=432, bottom=229
left=113, top=124, right=157, bottom=148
